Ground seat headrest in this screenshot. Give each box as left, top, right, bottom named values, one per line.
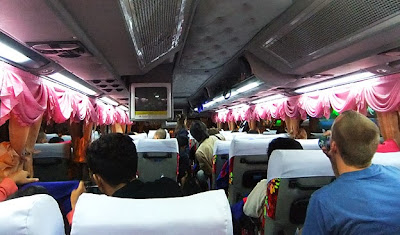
left=129, top=133, right=148, bottom=140
left=136, top=139, right=179, bottom=153
left=372, top=151, right=400, bottom=168
left=233, top=134, right=277, bottom=140
left=0, top=194, right=65, bottom=235
left=229, top=138, right=272, bottom=159
left=213, top=140, right=231, bottom=155
left=45, top=133, right=58, bottom=142
left=71, top=190, right=232, bottom=235
left=295, top=139, right=320, bottom=150
left=34, top=143, right=71, bottom=159
left=220, top=131, right=246, bottom=140
left=267, top=150, right=334, bottom=183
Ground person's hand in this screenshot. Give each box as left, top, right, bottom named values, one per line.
left=71, top=181, right=86, bottom=210
left=9, top=170, right=39, bottom=185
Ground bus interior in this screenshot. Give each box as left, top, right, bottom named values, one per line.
left=1, top=1, right=400, bottom=234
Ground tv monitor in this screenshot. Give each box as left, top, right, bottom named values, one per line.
left=130, top=83, right=172, bottom=120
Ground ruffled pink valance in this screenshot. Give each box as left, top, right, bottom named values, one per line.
left=0, top=62, right=131, bottom=126
left=213, top=73, right=400, bottom=123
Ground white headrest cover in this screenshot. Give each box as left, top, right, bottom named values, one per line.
left=221, top=131, right=246, bottom=141
left=372, top=152, right=400, bottom=168
left=213, top=140, right=231, bottom=155
left=0, top=194, right=65, bottom=235
left=229, top=138, right=272, bottom=159
left=233, top=134, right=275, bottom=140
left=295, top=139, right=320, bottom=150
left=267, top=150, right=334, bottom=183
left=71, top=190, right=232, bottom=235
left=136, top=139, right=178, bottom=153
left=129, top=133, right=148, bottom=140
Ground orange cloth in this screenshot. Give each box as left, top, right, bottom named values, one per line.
left=0, top=142, right=21, bottom=179
left=0, top=177, right=18, bottom=201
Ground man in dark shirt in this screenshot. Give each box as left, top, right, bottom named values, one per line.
left=68, top=133, right=182, bottom=223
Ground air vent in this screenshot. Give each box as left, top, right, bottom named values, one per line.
left=263, top=0, right=400, bottom=66
left=119, top=0, right=193, bottom=68
left=27, top=41, right=92, bottom=58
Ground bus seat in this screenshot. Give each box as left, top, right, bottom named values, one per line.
left=212, top=140, right=231, bottom=189
left=129, top=133, right=148, bottom=141
left=372, top=151, right=400, bottom=168
left=136, top=139, right=179, bottom=182
left=220, top=131, right=246, bottom=141
left=0, top=194, right=65, bottom=235
left=228, top=138, right=273, bottom=204
left=147, top=130, right=171, bottom=139
left=264, top=150, right=335, bottom=235
left=33, top=143, right=71, bottom=181
left=295, top=139, right=320, bottom=150
left=70, top=190, right=232, bottom=235
left=61, top=135, right=71, bottom=141
left=45, top=133, right=58, bottom=142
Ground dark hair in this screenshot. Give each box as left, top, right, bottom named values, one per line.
left=175, top=114, right=187, bottom=132
left=267, top=137, right=303, bottom=161
left=190, top=121, right=209, bottom=143
left=87, top=133, right=138, bottom=186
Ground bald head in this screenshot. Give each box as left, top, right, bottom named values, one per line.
left=331, top=110, right=380, bottom=168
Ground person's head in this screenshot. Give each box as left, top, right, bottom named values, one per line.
left=248, top=129, right=259, bottom=134
left=329, top=110, right=380, bottom=173
left=153, top=128, right=167, bottom=139
left=190, top=121, right=209, bottom=143
left=176, top=114, right=187, bottom=128
left=267, top=137, right=303, bottom=161
left=86, top=133, right=138, bottom=195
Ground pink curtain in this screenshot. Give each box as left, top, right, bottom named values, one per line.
left=213, top=74, right=400, bottom=123
left=0, top=62, right=131, bottom=126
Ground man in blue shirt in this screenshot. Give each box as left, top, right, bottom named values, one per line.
left=303, top=110, right=400, bottom=234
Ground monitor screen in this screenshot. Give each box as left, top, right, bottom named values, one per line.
left=130, top=83, right=172, bottom=120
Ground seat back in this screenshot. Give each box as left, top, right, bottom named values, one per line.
left=0, top=194, right=65, bottom=235
left=71, top=190, right=232, bottom=235
left=212, top=140, right=231, bottom=189
left=228, top=138, right=273, bottom=204
left=372, top=151, right=400, bottom=167
left=129, top=133, right=148, bottom=141
left=264, top=150, right=335, bottom=235
left=136, top=139, right=179, bottom=182
left=295, top=139, right=320, bottom=150
left=33, top=142, right=71, bottom=181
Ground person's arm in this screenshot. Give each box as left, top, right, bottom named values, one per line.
left=195, top=152, right=212, bottom=176
left=68, top=181, right=86, bottom=225
left=302, top=195, right=332, bottom=235
left=0, top=170, right=39, bottom=202
left=243, top=179, right=268, bottom=218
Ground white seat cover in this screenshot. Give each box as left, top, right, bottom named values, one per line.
left=129, top=133, right=148, bottom=141
left=71, top=190, right=232, bottom=235
left=233, top=134, right=277, bottom=140
left=136, top=139, right=178, bottom=153
left=267, top=150, right=334, bottom=183
left=295, top=139, right=320, bottom=150
left=0, top=194, right=65, bottom=235
left=213, top=140, right=231, bottom=156
left=372, top=151, right=400, bottom=168
left=229, top=138, right=273, bottom=159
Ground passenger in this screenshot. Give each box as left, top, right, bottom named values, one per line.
left=0, top=170, right=39, bottom=201
left=174, top=114, right=188, bottom=139
left=48, top=127, right=64, bottom=143
left=153, top=128, right=167, bottom=139
left=303, top=110, right=400, bottom=234
left=208, top=127, right=225, bottom=140
left=177, top=135, right=190, bottom=183
left=190, top=121, right=223, bottom=177
left=68, top=133, right=182, bottom=224
left=243, top=138, right=303, bottom=218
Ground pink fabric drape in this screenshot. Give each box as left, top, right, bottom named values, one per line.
left=213, top=74, right=400, bottom=123
left=0, top=62, right=131, bottom=126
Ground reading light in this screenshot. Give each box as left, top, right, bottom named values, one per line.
left=236, top=82, right=261, bottom=93
left=216, top=108, right=229, bottom=113
left=0, top=41, right=31, bottom=63
left=228, top=104, right=249, bottom=110
left=118, top=106, right=129, bottom=111
left=100, top=97, right=119, bottom=106
left=194, top=108, right=198, bottom=112
left=295, top=72, right=375, bottom=93
left=42, top=78, right=74, bottom=92
left=252, top=94, right=285, bottom=104
left=48, top=73, right=97, bottom=96
left=203, top=100, right=216, bottom=108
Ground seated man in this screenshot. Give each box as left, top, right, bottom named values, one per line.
left=153, top=128, right=167, bottom=139
left=190, top=121, right=224, bottom=177
left=68, top=133, right=182, bottom=224
left=243, top=138, right=303, bottom=218
left=303, top=110, right=400, bottom=234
